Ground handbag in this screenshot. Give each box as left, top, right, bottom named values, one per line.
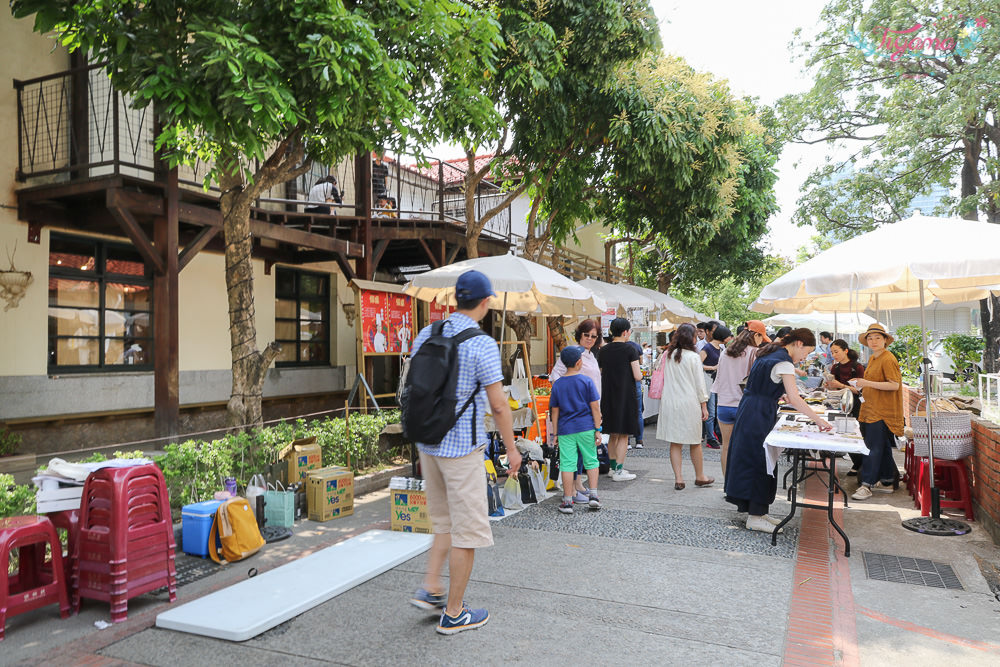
left=648, top=355, right=666, bottom=399
left=263, top=481, right=295, bottom=528
left=518, top=464, right=538, bottom=504
left=245, top=474, right=267, bottom=517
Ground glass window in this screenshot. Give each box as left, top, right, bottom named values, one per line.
left=274, top=268, right=330, bottom=366
left=48, top=233, right=154, bottom=372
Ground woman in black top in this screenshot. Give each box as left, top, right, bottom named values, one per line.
left=824, top=339, right=865, bottom=473
left=598, top=318, right=642, bottom=482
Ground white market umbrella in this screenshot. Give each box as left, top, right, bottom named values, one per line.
left=577, top=278, right=655, bottom=312
left=753, top=212, right=1000, bottom=534
left=649, top=316, right=676, bottom=332
left=405, top=254, right=606, bottom=318
left=615, top=283, right=699, bottom=322
left=763, top=311, right=876, bottom=336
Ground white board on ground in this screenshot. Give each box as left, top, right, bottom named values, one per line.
left=155, top=529, right=432, bottom=641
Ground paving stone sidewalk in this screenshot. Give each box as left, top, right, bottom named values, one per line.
left=6, top=425, right=1000, bottom=665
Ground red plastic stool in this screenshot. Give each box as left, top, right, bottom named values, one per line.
left=45, top=510, right=80, bottom=586
left=915, top=457, right=974, bottom=520
left=0, top=516, right=71, bottom=641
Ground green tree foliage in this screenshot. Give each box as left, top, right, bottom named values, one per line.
left=668, top=255, right=794, bottom=328
left=12, top=0, right=503, bottom=427
left=887, top=325, right=928, bottom=381
left=777, top=0, right=1000, bottom=372
left=942, top=333, right=984, bottom=384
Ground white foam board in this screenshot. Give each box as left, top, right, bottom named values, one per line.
left=155, top=529, right=431, bottom=641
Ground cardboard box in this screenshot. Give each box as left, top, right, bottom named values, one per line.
left=36, top=485, right=84, bottom=513
left=390, top=489, right=432, bottom=534
left=278, top=436, right=323, bottom=484
left=307, top=468, right=354, bottom=522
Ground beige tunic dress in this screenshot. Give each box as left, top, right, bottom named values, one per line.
left=656, top=349, right=709, bottom=444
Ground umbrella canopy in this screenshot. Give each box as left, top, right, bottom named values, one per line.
left=763, top=311, right=876, bottom=335
left=649, top=316, right=676, bottom=332
left=615, top=283, right=699, bottom=322
left=753, top=213, right=1000, bottom=313
left=404, top=254, right=605, bottom=316
left=577, top=278, right=655, bottom=311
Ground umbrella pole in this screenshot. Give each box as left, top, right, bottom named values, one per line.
left=902, top=279, right=971, bottom=536
left=834, top=311, right=839, bottom=339
left=498, top=292, right=508, bottom=346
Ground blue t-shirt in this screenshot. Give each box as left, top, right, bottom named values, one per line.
left=550, top=374, right=600, bottom=436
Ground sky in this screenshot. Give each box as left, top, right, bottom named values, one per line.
left=651, top=0, right=831, bottom=257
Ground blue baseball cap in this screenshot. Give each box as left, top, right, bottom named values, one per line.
left=560, top=345, right=584, bottom=368
left=455, top=270, right=496, bottom=301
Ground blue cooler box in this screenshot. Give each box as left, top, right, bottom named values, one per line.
left=181, top=499, right=224, bottom=558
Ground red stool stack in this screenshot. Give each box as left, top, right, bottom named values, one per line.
left=912, top=456, right=974, bottom=520
left=73, top=463, right=177, bottom=622
left=0, top=516, right=71, bottom=641
left=45, top=509, right=80, bottom=585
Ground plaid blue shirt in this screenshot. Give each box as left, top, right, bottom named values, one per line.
left=412, top=313, right=502, bottom=458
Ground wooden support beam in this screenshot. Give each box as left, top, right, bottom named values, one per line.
left=371, top=239, right=389, bottom=271
left=334, top=252, right=356, bottom=282
left=153, top=168, right=180, bottom=438
left=418, top=237, right=440, bottom=269
left=177, top=225, right=219, bottom=272
left=107, top=189, right=166, bottom=275
left=446, top=242, right=462, bottom=264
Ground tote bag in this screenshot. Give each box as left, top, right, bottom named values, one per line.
left=648, top=355, right=666, bottom=399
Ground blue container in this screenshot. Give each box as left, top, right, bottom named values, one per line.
left=181, top=499, right=224, bottom=558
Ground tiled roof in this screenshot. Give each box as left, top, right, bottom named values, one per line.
left=404, top=153, right=522, bottom=186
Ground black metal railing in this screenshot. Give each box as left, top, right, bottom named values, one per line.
left=15, top=65, right=511, bottom=241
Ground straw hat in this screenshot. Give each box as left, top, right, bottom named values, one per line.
left=859, top=323, right=894, bottom=347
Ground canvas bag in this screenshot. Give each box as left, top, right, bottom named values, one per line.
left=648, top=354, right=666, bottom=399
left=209, top=497, right=265, bottom=563
left=263, top=482, right=295, bottom=528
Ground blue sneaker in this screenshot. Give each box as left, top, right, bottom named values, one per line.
left=572, top=491, right=590, bottom=504
left=436, top=604, right=490, bottom=635
left=410, top=588, right=447, bottom=611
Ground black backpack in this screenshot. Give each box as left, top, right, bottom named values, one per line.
left=400, top=320, right=491, bottom=445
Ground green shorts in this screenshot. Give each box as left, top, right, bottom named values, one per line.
left=558, top=430, right=598, bottom=472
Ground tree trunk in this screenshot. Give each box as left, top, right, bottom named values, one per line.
left=981, top=294, right=1000, bottom=374
left=523, top=234, right=546, bottom=263
left=219, top=168, right=282, bottom=429
left=505, top=312, right=533, bottom=360
left=656, top=270, right=674, bottom=293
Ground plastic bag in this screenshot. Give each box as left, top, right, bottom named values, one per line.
left=500, top=476, right=524, bottom=510
left=246, top=474, right=267, bottom=517
left=519, top=466, right=538, bottom=504
left=528, top=465, right=547, bottom=499
left=648, top=355, right=666, bottom=399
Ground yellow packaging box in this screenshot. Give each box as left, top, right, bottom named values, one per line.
left=307, top=468, right=354, bottom=522
left=278, top=436, right=323, bottom=484
left=390, top=489, right=432, bottom=534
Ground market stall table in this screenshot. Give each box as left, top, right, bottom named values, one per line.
left=764, top=416, right=869, bottom=556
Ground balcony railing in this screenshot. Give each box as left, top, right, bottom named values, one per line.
left=15, top=64, right=510, bottom=243
left=514, top=234, right=623, bottom=283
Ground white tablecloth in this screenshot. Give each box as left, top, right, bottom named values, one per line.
left=764, top=422, right=869, bottom=476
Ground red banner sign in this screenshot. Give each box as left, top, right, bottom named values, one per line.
left=428, top=302, right=454, bottom=323
left=361, top=289, right=413, bottom=354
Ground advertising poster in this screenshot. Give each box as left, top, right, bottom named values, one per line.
left=428, top=302, right=454, bottom=323
left=628, top=307, right=648, bottom=328
left=361, top=289, right=413, bottom=354
left=600, top=308, right=616, bottom=337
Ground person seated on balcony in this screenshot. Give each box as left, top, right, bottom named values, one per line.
left=375, top=196, right=398, bottom=219
left=305, top=175, right=341, bottom=214
left=372, top=151, right=389, bottom=201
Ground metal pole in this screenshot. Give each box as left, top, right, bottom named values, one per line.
left=918, top=279, right=940, bottom=518
left=834, top=311, right=839, bottom=339
left=498, top=292, right=508, bottom=347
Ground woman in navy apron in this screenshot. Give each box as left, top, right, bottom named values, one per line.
left=724, top=329, right=832, bottom=533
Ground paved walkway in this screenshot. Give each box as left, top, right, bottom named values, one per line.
left=6, top=426, right=1000, bottom=665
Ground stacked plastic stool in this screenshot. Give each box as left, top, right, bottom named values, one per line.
left=912, top=456, right=975, bottom=520
left=73, top=463, right=177, bottom=622
left=0, top=516, right=71, bottom=641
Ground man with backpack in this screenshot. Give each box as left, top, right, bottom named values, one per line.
left=404, top=270, right=520, bottom=635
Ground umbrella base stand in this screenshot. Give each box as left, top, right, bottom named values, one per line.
left=902, top=489, right=971, bottom=535
left=901, top=516, right=971, bottom=536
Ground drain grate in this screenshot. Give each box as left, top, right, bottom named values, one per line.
left=150, top=553, right=228, bottom=597
left=863, top=552, right=963, bottom=590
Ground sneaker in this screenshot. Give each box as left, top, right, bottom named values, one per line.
left=872, top=481, right=895, bottom=494
left=746, top=515, right=782, bottom=533
left=558, top=500, right=574, bottom=514
left=588, top=494, right=602, bottom=510
left=627, top=443, right=633, bottom=450
left=761, top=514, right=784, bottom=526
left=705, top=440, right=721, bottom=450
left=846, top=467, right=859, bottom=477
left=635, top=442, right=644, bottom=449
left=852, top=485, right=873, bottom=500
left=410, top=588, right=447, bottom=611
left=572, top=491, right=590, bottom=504
left=437, top=604, right=490, bottom=635
left=610, top=468, right=636, bottom=482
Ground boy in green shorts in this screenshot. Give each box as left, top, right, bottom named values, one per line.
left=549, top=346, right=602, bottom=514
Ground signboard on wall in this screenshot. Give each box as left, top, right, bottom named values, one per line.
left=600, top=309, right=616, bottom=337
left=428, top=302, right=454, bottom=323
left=628, top=307, right=648, bottom=328
left=360, top=289, right=413, bottom=354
